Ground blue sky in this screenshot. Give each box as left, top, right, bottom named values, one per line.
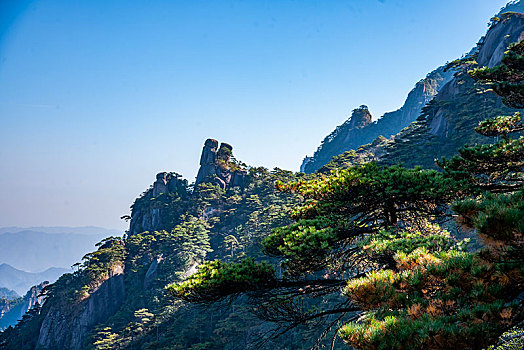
left=0, top=0, right=511, bottom=230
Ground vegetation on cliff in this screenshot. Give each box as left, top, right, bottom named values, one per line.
left=169, top=40, right=524, bottom=349
left=1, top=9, right=524, bottom=350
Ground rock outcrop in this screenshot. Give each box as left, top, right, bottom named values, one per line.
left=0, top=283, right=47, bottom=331
left=36, top=265, right=125, bottom=350
left=195, top=139, right=247, bottom=189
left=364, top=12, right=524, bottom=169
left=424, top=13, right=524, bottom=141
left=301, top=67, right=453, bottom=173
left=128, top=172, right=189, bottom=236
left=128, top=139, right=248, bottom=236
left=195, top=138, right=220, bottom=185
left=143, top=254, right=163, bottom=289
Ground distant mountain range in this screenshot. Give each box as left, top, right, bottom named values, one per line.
left=0, top=227, right=120, bottom=273
left=0, top=288, right=18, bottom=300
left=0, top=264, right=67, bottom=296
left=0, top=226, right=120, bottom=236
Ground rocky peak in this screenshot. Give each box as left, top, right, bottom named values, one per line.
left=195, top=138, right=247, bottom=190
left=199, top=138, right=219, bottom=167
left=128, top=139, right=247, bottom=236
left=217, top=142, right=233, bottom=161
left=300, top=65, right=452, bottom=173
left=498, top=0, right=524, bottom=16
left=128, top=171, right=188, bottom=236
left=152, top=171, right=185, bottom=197
left=348, top=105, right=372, bottom=129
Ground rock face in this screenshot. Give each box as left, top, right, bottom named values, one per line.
left=128, top=139, right=247, bottom=236
left=348, top=105, right=373, bottom=128
left=195, top=139, right=247, bottom=190
left=36, top=265, right=125, bottom=350
left=0, top=283, right=47, bottom=331
left=478, top=14, right=524, bottom=68
left=143, top=254, right=165, bottom=289
left=196, top=138, right=219, bottom=185
left=302, top=11, right=524, bottom=174
left=128, top=172, right=189, bottom=236
left=361, top=12, right=524, bottom=169
left=427, top=14, right=524, bottom=138
left=427, top=13, right=524, bottom=140
left=301, top=67, right=453, bottom=173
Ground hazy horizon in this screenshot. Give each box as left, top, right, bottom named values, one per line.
left=0, top=0, right=511, bottom=229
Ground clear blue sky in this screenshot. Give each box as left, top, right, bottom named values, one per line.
left=0, top=0, right=511, bottom=230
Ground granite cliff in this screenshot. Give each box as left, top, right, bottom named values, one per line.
left=128, top=139, right=247, bottom=236
left=306, top=12, right=524, bottom=174
left=35, top=264, right=125, bottom=350
left=301, top=66, right=453, bottom=173
left=374, top=12, right=524, bottom=169
left=0, top=283, right=47, bottom=331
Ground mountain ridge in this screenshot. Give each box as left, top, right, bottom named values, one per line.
left=301, top=65, right=453, bottom=173
left=0, top=264, right=68, bottom=296
left=0, top=229, right=116, bottom=273
left=0, top=4, right=523, bottom=350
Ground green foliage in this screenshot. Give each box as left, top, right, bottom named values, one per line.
left=340, top=240, right=521, bottom=349
left=265, top=163, right=462, bottom=275
left=469, top=40, right=524, bottom=109
left=80, top=237, right=125, bottom=291
left=453, top=191, right=524, bottom=262
left=438, top=137, right=524, bottom=192
left=488, top=326, right=524, bottom=350
left=93, top=327, right=120, bottom=349
left=127, top=218, right=211, bottom=271
left=358, top=224, right=458, bottom=258
left=338, top=38, right=524, bottom=350
left=167, top=259, right=276, bottom=303
left=475, top=112, right=524, bottom=137
left=263, top=218, right=338, bottom=274
left=339, top=301, right=508, bottom=350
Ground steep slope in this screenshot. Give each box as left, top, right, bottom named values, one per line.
left=36, top=265, right=125, bottom=349
left=0, top=283, right=47, bottom=331
left=0, top=140, right=313, bottom=350
left=317, top=12, right=524, bottom=172
left=377, top=12, right=524, bottom=168
left=301, top=66, right=453, bottom=173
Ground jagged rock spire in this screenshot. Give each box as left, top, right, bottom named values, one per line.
left=195, top=138, right=247, bottom=189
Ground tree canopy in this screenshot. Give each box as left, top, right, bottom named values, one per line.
left=169, top=39, right=524, bottom=349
